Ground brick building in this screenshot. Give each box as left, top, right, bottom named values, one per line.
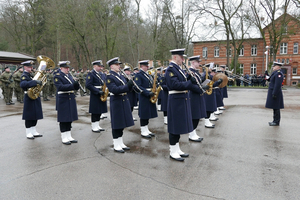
left=192, top=14, right=300, bottom=86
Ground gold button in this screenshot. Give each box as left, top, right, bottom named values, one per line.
left=185, top=98, right=187, bottom=100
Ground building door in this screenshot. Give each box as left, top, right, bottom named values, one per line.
left=281, top=66, right=291, bottom=86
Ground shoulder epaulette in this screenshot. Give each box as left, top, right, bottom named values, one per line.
left=56, top=73, right=60, bottom=75
left=107, top=73, right=111, bottom=75
left=169, top=65, right=173, bottom=67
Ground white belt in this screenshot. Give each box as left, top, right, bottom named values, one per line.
left=24, top=91, right=28, bottom=94
left=146, top=88, right=152, bottom=91
left=58, top=91, right=74, bottom=94
left=169, top=90, right=188, bottom=95
left=95, top=86, right=103, bottom=89
left=110, top=92, right=127, bottom=96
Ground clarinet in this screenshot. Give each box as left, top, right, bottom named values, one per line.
left=182, top=62, right=206, bottom=94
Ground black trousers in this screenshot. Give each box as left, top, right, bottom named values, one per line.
left=206, top=111, right=212, bottom=119
left=140, top=119, right=149, bottom=126
left=25, top=120, right=37, bottom=128
left=169, top=133, right=180, bottom=145
left=59, top=122, right=72, bottom=132
left=91, top=114, right=101, bottom=122
left=192, top=119, right=199, bottom=130
left=273, top=109, right=281, bottom=124
left=112, top=128, right=124, bottom=139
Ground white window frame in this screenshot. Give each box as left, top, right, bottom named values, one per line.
left=226, top=48, right=232, bottom=57
left=282, top=59, right=285, bottom=64
left=251, top=45, right=257, bottom=56
left=286, top=58, right=290, bottom=64
left=239, top=64, right=244, bottom=74
left=250, top=63, right=257, bottom=75
left=292, top=68, right=297, bottom=75
left=214, top=46, right=219, bottom=57
left=283, top=24, right=288, bottom=35
left=239, top=45, right=244, bottom=56
left=280, top=43, right=288, bottom=54
left=294, top=42, right=298, bottom=54
left=203, top=47, right=208, bottom=58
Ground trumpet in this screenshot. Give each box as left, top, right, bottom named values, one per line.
left=225, top=70, right=251, bottom=85
left=69, top=72, right=86, bottom=94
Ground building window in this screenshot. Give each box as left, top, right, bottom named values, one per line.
left=239, top=64, right=244, bottom=74
left=239, top=45, right=244, bottom=56
left=215, top=64, right=219, bottom=69
left=294, top=43, right=298, bottom=54
left=282, top=59, right=285, bottom=64
left=203, top=47, right=208, bottom=58
left=283, top=24, right=288, bottom=35
left=286, top=58, right=290, bottom=64
left=214, top=46, right=219, bottom=57
left=226, top=47, right=232, bottom=57
left=292, top=81, right=297, bottom=86
left=280, top=43, right=288, bottom=54
left=292, top=68, right=297, bottom=75
left=250, top=63, right=257, bottom=75
left=251, top=45, right=257, bottom=56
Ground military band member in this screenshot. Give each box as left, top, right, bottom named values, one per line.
left=135, top=60, right=158, bottom=138
left=20, top=60, right=43, bottom=139
left=123, top=65, right=138, bottom=121
left=106, top=57, right=134, bottom=153
left=42, top=69, right=50, bottom=101
left=202, top=66, right=222, bottom=128
left=160, top=67, right=168, bottom=125
left=13, top=66, right=24, bottom=103
left=0, top=66, right=14, bottom=105
left=156, top=67, right=163, bottom=111
left=133, top=67, right=139, bottom=110
left=165, top=48, right=198, bottom=161
left=188, top=55, right=208, bottom=142
left=219, top=65, right=228, bottom=110
left=265, top=62, right=284, bottom=126
left=85, top=60, right=106, bottom=132
left=54, top=61, right=79, bottom=145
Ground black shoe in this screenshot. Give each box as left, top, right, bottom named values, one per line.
left=62, top=141, right=71, bottom=145
left=27, top=136, right=35, bottom=139
left=141, top=134, right=152, bottom=139
left=33, top=134, right=43, bottom=137
left=114, top=148, right=125, bottom=153
left=179, top=153, right=189, bottom=157
left=6, top=103, right=11, bottom=105
left=209, top=118, right=218, bottom=121
left=269, top=122, right=279, bottom=126
left=99, top=128, right=105, bottom=131
left=170, top=155, right=184, bottom=161
left=205, top=125, right=215, bottom=128
left=92, top=129, right=101, bottom=133
left=122, top=146, right=130, bottom=150
left=20, top=101, right=23, bottom=103
left=44, top=99, right=50, bottom=101
left=70, top=140, right=78, bottom=143
left=189, top=137, right=203, bottom=142
left=10, top=102, right=15, bottom=105
left=149, top=133, right=155, bottom=137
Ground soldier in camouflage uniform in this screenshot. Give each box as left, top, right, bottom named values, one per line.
left=13, top=66, right=24, bottom=103
left=0, top=66, right=14, bottom=105
left=42, top=69, right=50, bottom=101
left=78, top=68, right=86, bottom=96
left=48, top=69, right=55, bottom=97
left=83, top=69, right=90, bottom=95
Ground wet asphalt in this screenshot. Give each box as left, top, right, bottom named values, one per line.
left=0, top=87, right=300, bottom=200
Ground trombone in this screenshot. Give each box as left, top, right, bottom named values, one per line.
left=225, top=70, right=252, bottom=85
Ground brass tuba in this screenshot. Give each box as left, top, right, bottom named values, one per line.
left=150, top=69, right=162, bottom=104
left=27, top=55, right=55, bottom=100
left=202, top=66, right=213, bottom=95
left=212, top=73, right=228, bottom=88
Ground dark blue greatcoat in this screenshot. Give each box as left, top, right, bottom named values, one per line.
left=106, top=70, right=134, bottom=129
left=54, top=71, right=78, bottom=122
left=157, top=73, right=163, bottom=103
left=160, top=75, right=169, bottom=112
left=124, top=76, right=138, bottom=108
left=85, top=69, right=107, bottom=114
left=20, top=71, right=43, bottom=120
left=189, top=68, right=206, bottom=119
left=165, top=62, right=194, bottom=135
left=202, top=72, right=217, bottom=112
left=265, top=70, right=284, bottom=109
left=135, top=70, right=158, bottom=119
left=215, top=87, right=224, bottom=107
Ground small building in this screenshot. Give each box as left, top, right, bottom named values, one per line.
left=0, top=51, right=36, bottom=72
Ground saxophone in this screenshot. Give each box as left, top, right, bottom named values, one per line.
left=204, top=66, right=214, bottom=95
left=100, top=82, right=109, bottom=102
left=150, top=69, right=162, bottom=104
left=27, top=55, right=55, bottom=100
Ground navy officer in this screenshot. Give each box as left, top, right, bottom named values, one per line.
left=85, top=60, right=106, bottom=132
left=165, top=48, right=198, bottom=161
left=188, top=55, right=208, bottom=142
left=265, top=62, right=284, bottom=126
left=20, top=60, right=43, bottom=139
left=54, top=61, right=80, bottom=145
left=106, top=57, right=134, bottom=153
left=135, top=60, right=158, bottom=138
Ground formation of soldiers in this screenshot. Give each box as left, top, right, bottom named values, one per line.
left=5, top=48, right=231, bottom=162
